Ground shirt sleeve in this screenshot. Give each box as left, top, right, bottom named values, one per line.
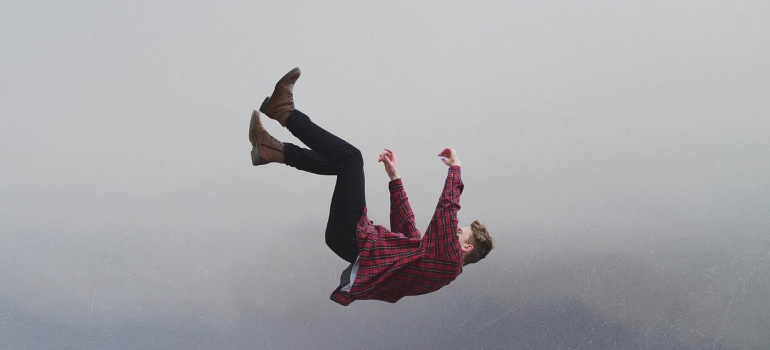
left=422, top=166, right=463, bottom=258
left=388, top=179, right=421, bottom=239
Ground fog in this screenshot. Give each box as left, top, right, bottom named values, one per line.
left=1, top=1, right=768, bottom=349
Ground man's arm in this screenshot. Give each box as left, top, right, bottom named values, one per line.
left=389, top=179, right=420, bottom=239
left=423, top=148, right=464, bottom=258
left=379, top=149, right=420, bottom=238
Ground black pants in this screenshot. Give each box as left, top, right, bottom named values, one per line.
left=283, top=110, right=364, bottom=264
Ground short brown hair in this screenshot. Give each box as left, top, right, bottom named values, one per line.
left=463, top=220, right=494, bottom=266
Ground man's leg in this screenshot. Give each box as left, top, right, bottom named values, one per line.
left=283, top=110, right=365, bottom=264
left=251, top=110, right=362, bottom=263
left=258, top=67, right=364, bottom=264
left=252, top=109, right=338, bottom=175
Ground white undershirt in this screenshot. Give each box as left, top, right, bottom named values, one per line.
left=340, top=256, right=361, bottom=292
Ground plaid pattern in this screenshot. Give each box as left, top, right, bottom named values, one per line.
left=330, top=166, right=464, bottom=306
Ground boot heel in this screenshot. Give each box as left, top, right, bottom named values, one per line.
left=259, top=96, right=271, bottom=114
left=251, top=146, right=260, bottom=166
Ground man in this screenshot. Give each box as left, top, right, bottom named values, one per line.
left=250, top=68, right=494, bottom=305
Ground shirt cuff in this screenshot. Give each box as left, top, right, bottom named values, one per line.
left=448, top=165, right=461, bottom=173
left=388, top=178, right=404, bottom=191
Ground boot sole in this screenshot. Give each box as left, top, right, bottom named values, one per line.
left=249, top=111, right=257, bottom=147
left=249, top=111, right=260, bottom=166
left=251, top=146, right=260, bottom=166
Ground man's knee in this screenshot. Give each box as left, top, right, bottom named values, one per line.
left=340, top=147, right=363, bottom=168
left=326, top=239, right=358, bottom=264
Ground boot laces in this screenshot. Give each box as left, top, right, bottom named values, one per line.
left=269, top=134, right=283, bottom=147
left=259, top=132, right=284, bottom=151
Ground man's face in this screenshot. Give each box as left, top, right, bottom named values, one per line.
left=457, top=226, right=474, bottom=253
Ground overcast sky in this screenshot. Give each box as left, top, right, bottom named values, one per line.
left=1, top=1, right=768, bottom=349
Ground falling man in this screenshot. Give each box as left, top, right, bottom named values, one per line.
left=249, top=68, right=494, bottom=305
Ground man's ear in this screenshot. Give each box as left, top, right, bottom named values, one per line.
left=462, top=244, right=474, bottom=253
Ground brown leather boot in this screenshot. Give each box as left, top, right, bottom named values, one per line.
left=259, top=67, right=301, bottom=126
left=249, top=110, right=284, bottom=166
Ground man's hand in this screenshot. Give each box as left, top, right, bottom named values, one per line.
left=438, top=148, right=461, bottom=167
left=378, top=148, right=400, bottom=181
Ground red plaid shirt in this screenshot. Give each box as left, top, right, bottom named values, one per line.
left=330, top=166, right=464, bottom=306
